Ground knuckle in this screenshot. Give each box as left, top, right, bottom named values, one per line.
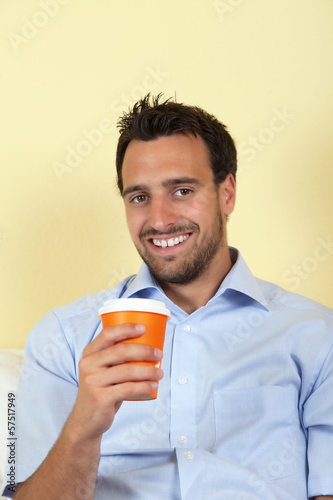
left=119, top=382, right=135, bottom=400
left=101, top=326, right=115, bottom=342
left=82, top=372, right=95, bottom=389
left=143, top=344, right=155, bottom=358
left=115, top=341, right=128, bottom=357
left=121, top=363, right=133, bottom=379
left=82, top=345, right=91, bottom=358
left=78, top=356, right=89, bottom=374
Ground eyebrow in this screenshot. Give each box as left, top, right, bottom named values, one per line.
left=122, top=177, right=201, bottom=198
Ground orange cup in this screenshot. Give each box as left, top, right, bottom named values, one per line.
left=99, top=298, right=171, bottom=400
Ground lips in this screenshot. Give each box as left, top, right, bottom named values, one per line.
left=152, top=234, right=190, bottom=248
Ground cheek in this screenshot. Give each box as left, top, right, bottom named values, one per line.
left=184, top=192, right=218, bottom=219
left=124, top=209, right=137, bottom=236
left=125, top=208, right=146, bottom=240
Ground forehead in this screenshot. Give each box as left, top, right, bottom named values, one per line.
left=122, top=134, right=214, bottom=191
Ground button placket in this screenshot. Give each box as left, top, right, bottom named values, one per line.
left=170, top=321, right=197, bottom=450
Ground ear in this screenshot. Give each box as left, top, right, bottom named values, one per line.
left=218, top=174, right=236, bottom=216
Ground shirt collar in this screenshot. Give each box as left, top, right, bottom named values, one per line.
left=122, top=247, right=269, bottom=311
left=122, top=263, right=162, bottom=298
left=216, top=247, right=270, bottom=311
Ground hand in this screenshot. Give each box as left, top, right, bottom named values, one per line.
left=67, top=323, right=164, bottom=442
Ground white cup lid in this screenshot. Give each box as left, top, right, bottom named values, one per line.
left=98, top=298, right=171, bottom=319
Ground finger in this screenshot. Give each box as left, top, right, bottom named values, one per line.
left=110, top=380, right=160, bottom=403
left=97, top=341, right=163, bottom=368
left=80, top=342, right=163, bottom=375
left=83, top=323, right=146, bottom=356
left=79, top=341, right=163, bottom=378
left=91, top=363, right=164, bottom=388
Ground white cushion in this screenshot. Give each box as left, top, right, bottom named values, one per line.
left=0, top=349, right=24, bottom=497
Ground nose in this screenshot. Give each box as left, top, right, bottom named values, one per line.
left=148, top=195, right=177, bottom=231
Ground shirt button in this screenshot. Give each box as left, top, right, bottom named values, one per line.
left=185, top=451, right=194, bottom=460
left=178, top=377, right=188, bottom=385
left=178, top=435, right=187, bottom=444
left=183, top=324, right=191, bottom=332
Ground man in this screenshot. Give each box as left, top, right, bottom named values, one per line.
left=4, top=94, right=333, bottom=499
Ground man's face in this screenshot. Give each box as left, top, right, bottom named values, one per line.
left=122, top=133, right=233, bottom=285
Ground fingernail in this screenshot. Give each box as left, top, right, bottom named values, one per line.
left=154, top=348, right=163, bottom=359
left=135, top=324, right=146, bottom=333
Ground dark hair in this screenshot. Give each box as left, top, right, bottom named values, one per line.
left=116, top=93, right=237, bottom=194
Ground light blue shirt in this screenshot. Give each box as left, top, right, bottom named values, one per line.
left=2, top=248, right=333, bottom=499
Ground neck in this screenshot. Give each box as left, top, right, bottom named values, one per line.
left=158, top=246, right=232, bottom=315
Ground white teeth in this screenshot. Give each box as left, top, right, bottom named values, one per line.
left=152, top=234, right=189, bottom=248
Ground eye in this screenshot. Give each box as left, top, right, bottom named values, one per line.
left=174, top=188, right=192, bottom=197
left=131, top=194, right=148, bottom=204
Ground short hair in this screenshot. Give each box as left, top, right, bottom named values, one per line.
left=116, top=93, right=237, bottom=194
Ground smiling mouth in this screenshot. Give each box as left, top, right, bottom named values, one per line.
left=151, top=233, right=190, bottom=248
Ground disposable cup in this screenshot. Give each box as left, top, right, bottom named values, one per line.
left=98, top=298, right=170, bottom=400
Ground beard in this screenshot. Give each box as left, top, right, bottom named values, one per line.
left=135, top=209, right=224, bottom=285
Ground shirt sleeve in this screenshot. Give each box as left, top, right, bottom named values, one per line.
left=303, top=342, right=333, bottom=497
left=2, top=311, right=79, bottom=497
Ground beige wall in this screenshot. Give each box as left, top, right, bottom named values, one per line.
left=1, top=0, right=333, bottom=348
